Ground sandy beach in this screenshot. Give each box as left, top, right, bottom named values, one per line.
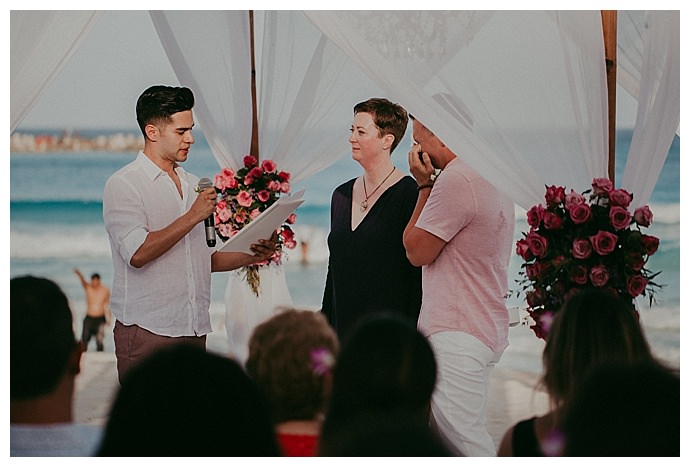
left=74, top=347, right=549, bottom=452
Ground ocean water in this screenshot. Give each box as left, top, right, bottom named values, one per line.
left=9, top=129, right=680, bottom=373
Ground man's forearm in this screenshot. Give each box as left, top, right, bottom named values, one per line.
left=129, top=211, right=197, bottom=268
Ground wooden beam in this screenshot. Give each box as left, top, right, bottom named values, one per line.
left=601, top=10, right=617, bottom=185
left=249, top=10, right=260, bottom=159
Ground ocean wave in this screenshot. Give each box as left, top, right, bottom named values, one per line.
left=10, top=229, right=111, bottom=259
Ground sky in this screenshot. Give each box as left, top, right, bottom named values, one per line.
left=12, top=8, right=649, bottom=132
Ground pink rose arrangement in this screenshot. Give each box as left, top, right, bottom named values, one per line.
left=515, top=178, right=661, bottom=339
left=213, top=155, right=297, bottom=296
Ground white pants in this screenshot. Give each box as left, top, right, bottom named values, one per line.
left=428, top=331, right=503, bottom=456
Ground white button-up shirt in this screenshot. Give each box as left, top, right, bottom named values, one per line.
left=103, top=151, right=213, bottom=337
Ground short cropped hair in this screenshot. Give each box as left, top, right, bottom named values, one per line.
left=246, top=308, right=339, bottom=423
left=354, top=98, right=409, bottom=153
left=135, top=85, right=195, bottom=137
left=11, top=276, right=76, bottom=399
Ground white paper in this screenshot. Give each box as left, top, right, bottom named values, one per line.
left=215, top=189, right=305, bottom=255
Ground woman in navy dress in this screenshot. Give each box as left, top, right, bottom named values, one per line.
left=321, top=98, right=422, bottom=340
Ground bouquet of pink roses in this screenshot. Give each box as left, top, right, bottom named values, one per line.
left=515, top=178, right=661, bottom=339
left=213, top=155, right=297, bottom=296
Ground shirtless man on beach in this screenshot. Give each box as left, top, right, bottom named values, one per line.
left=74, top=269, right=111, bottom=352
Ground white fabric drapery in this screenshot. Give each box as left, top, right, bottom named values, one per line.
left=305, top=11, right=610, bottom=209
left=10, top=10, right=103, bottom=132
left=618, top=11, right=680, bottom=208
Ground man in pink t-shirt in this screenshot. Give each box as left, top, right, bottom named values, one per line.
left=403, top=117, right=514, bottom=456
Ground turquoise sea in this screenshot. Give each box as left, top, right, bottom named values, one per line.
left=9, top=129, right=680, bottom=372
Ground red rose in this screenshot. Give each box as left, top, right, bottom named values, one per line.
left=516, top=239, right=534, bottom=261
left=591, top=178, right=613, bottom=196
left=627, top=274, right=648, bottom=297
left=543, top=211, right=563, bottom=230
left=243, top=155, right=258, bottom=168
left=526, top=289, right=545, bottom=308
left=249, top=166, right=264, bottom=179
left=609, top=206, right=632, bottom=230
left=641, top=234, right=659, bottom=255
left=589, top=265, right=610, bottom=287
left=525, top=262, right=543, bottom=281
left=570, top=265, right=589, bottom=285
left=609, top=188, right=633, bottom=208
left=633, top=205, right=654, bottom=227
left=568, top=203, right=592, bottom=224
left=589, top=230, right=618, bottom=256
left=572, top=238, right=592, bottom=259
left=278, top=171, right=291, bottom=182
left=526, top=231, right=549, bottom=258
left=526, top=204, right=544, bottom=228
left=257, top=190, right=271, bottom=203
left=545, top=185, right=566, bottom=207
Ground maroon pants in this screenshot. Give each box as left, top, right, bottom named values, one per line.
left=113, top=320, right=206, bottom=383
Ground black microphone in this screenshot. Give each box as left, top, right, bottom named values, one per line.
left=198, top=178, right=216, bottom=247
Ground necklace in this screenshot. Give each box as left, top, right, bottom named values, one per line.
left=360, top=166, right=396, bottom=212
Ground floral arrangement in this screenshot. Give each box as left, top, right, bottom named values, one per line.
left=515, top=178, right=661, bottom=339
left=213, top=155, right=297, bottom=296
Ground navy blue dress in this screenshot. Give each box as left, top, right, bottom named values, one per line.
left=321, top=176, right=422, bottom=340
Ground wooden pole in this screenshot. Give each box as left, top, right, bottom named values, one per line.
left=249, top=10, right=260, bottom=159
left=601, top=10, right=617, bottom=185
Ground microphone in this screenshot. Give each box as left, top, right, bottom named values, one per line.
left=198, top=178, right=216, bottom=247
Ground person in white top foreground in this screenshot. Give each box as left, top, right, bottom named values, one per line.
left=11, top=276, right=103, bottom=456
left=103, top=85, right=277, bottom=382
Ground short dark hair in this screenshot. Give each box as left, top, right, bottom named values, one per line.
left=354, top=98, right=408, bottom=153
left=91, top=273, right=100, bottom=280
left=135, top=85, right=195, bottom=137
left=11, top=276, right=76, bottom=399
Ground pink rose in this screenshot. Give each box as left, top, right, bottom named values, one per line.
left=572, top=238, right=592, bottom=259
left=280, top=181, right=291, bottom=193
left=214, top=171, right=237, bottom=191
left=250, top=208, right=261, bottom=220
left=243, top=155, right=258, bottom=168
left=257, top=190, right=271, bottom=203
left=234, top=211, right=247, bottom=224
left=278, top=171, right=291, bottom=182
left=640, top=234, right=659, bottom=256
left=516, top=239, right=534, bottom=261
left=570, top=265, right=589, bottom=285
left=249, top=167, right=264, bottom=179
left=526, top=204, right=544, bottom=228
left=567, top=203, right=592, bottom=224
left=286, top=213, right=297, bottom=224
left=589, top=265, right=610, bottom=287
left=544, top=185, right=566, bottom=207
left=543, top=211, right=563, bottom=230
left=243, top=174, right=255, bottom=186
left=609, top=189, right=633, bottom=208
left=267, top=180, right=282, bottom=192
left=589, top=230, right=618, bottom=256
left=633, top=205, right=654, bottom=227
left=261, top=160, right=277, bottom=173
left=565, top=189, right=586, bottom=210
left=218, top=224, right=234, bottom=238
left=237, top=190, right=253, bottom=207
left=526, top=231, right=549, bottom=258
left=591, top=178, right=613, bottom=196
left=627, top=274, right=648, bottom=297
left=609, top=206, right=632, bottom=230
left=217, top=206, right=232, bottom=223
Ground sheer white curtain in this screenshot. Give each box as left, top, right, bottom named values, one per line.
left=10, top=10, right=103, bottom=132
left=150, top=10, right=384, bottom=362
left=305, top=11, right=609, bottom=209
left=619, top=11, right=680, bottom=208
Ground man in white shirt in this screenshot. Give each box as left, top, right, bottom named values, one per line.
left=11, top=276, right=103, bottom=456
left=103, top=85, right=276, bottom=381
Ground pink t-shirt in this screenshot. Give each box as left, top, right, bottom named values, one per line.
left=416, top=158, right=514, bottom=352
